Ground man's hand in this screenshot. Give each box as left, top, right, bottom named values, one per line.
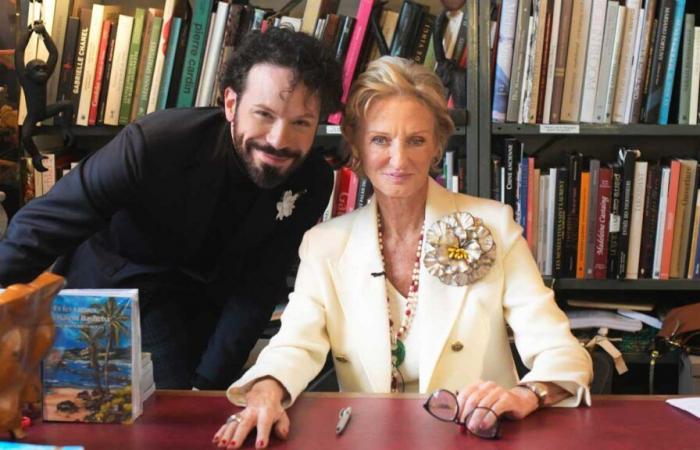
left=212, top=378, right=290, bottom=449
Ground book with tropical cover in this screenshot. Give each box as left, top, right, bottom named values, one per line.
left=42, top=289, right=141, bottom=423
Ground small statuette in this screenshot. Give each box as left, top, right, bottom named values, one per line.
left=423, top=212, right=496, bottom=286
left=276, top=189, right=306, bottom=221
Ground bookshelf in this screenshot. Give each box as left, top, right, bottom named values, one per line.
left=477, top=1, right=700, bottom=393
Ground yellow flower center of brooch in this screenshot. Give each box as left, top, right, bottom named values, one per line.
left=447, top=247, right=468, bottom=260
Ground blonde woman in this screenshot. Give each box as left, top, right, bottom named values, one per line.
left=213, top=56, right=592, bottom=449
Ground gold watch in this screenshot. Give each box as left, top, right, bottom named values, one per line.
left=516, top=381, right=549, bottom=408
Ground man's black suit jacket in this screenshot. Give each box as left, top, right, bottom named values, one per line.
left=0, top=107, right=333, bottom=387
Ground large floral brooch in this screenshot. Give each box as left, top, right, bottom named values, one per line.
left=423, top=212, right=496, bottom=286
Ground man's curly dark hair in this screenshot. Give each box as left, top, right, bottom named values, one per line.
left=219, top=28, right=343, bottom=118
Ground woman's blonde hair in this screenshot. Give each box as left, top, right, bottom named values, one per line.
left=341, top=56, right=456, bottom=172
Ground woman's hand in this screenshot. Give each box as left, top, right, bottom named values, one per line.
left=212, top=377, right=290, bottom=449
left=455, top=380, right=539, bottom=432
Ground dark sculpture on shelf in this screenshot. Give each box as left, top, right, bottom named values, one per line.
left=14, top=20, right=73, bottom=173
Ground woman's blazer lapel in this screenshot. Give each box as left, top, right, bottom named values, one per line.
left=332, top=199, right=393, bottom=392
left=418, top=179, right=474, bottom=391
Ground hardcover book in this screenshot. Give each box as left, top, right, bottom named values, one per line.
left=42, top=289, right=142, bottom=423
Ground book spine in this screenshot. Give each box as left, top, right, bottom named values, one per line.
left=72, top=9, right=91, bottom=124
left=690, top=28, right=700, bottom=125
left=607, top=165, right=623, bottom=278
left=576, top=171, right=590, bottom=278
left=412, top=13, right=435, bottom=65
left=136, top=16, right=163, bottom=118
left=104, top=15, right=134, bottom=126
left=544, top=168, right=557, bottom=276
left=196, top=2, right=229, bottom=107
left=625, top=161, right=648, bottom=279
left=660, top=160, right=681, bottom=279
left=658, top=0, right=687, bottom=124
left=57, top=17, right=80, bottom=105
left=677, top=14, right=694, bottom=123
left=492, top=0, right=519, bottom=123
left=623, top=7, right=647, bottom=123
left=526, top=157, right=536, bottom=252
left=147, top=0, right=176, bottom=113
left=542, top=0, right=563, bottom=124
left=97, top=22, right=118, bottom=124
left=679, top=163, right=698, bottom=277
left=638, top=163, right=661, bottom=278
left=77, top=4, right=105, bottom=126
left=630, top=0, right=658, bottom=123
left=670, top=161, right=694, bottom=277
left=690, top=190, right=700, bottom=278
left=564, top=153, right=582, bottom=276
left=611, top=6, right=641, bottom=124
left=560, top=0, right=592, bottom=123
left=593, top=2, right=621, bottom=123
left=328, top=0, right=374, bottom=125
left=156, top=17, right=182, bottom=111
left=616, top=149, right=638, bottom=277
left=506, top=0, right=532, bottom=122
left=579, top=0, right=607, bottom=123
left=553, top=167, right=569, bottom=276
left=526, top=0, right=547, bottom=124
left=584, top=159, right=600, bottom=278
left=503, top=138, right=519, bottom=213
left=119, top=8, right=145, bottom=125
left=549, top=0, right=574, bottom=123
left=643, top=0, right=675, bottom=123
left=535, top=0, right=555, bottom=124
left=47, top=0, right=71, bottom=107
left=653, top=167, right=671, bottom=279
left=176, top=0, right=214, bottom=108
left=593, top=167, right=612, bottom=279
left=89, top=20, right=113, bottom=126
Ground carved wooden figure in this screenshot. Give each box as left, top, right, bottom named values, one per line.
left=0, top=272, right=65, bottom=439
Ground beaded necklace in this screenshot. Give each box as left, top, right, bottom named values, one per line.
left=377, top=213, right=424, bottom=392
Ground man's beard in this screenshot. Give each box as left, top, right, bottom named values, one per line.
left=231, top=117, right=307, bottom=189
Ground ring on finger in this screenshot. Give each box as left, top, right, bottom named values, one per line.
left=226, top=413, right=243, bottom=425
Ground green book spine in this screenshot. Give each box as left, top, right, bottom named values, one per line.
left=136, top=16, right=163, bottom=118
left=156, top=17, right=182, bottom=110
left=119, top=8, right=146, bottom=125
left=176, top=0, right=214, bottom=107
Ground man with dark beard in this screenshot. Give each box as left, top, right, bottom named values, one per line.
left=0, top=28, right=342, bottom=390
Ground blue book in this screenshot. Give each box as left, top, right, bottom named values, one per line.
left=42, top=289, right=141, bottom=423
left=659, top=0, right=687, bottom=124
left=492, top=0, right=519, bottom=123
left=517, top=156, right=529, bottom=236
left=156, top=17, right=182, bottom=110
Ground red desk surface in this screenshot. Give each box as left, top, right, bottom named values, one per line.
left=7, top=391, right=699, bottom=450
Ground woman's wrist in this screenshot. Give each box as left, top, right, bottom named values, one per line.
left=509, top=385, right=540, bottom=414
left=250, top=376, right=289, bottom=403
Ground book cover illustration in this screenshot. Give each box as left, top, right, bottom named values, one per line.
left=42, top=289, right=141, bottom=423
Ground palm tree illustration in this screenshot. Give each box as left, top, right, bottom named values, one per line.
left=77, top=326, right=105, bottom=392
left=95, top=298, right=129, bottom=392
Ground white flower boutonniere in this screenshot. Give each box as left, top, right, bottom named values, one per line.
left=423, top=212, right=496, bottom=286
left=276, top=189, right=306, bottom=221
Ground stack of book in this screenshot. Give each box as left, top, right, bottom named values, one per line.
left=491, top=0, right=700, bottom=125
left=492, top=141, right=700, bottom=280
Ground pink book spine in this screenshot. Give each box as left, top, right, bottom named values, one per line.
left=327, top=0, right=374, bottom=125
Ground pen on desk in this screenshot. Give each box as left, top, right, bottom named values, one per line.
left=336, top=406, right=352, bottom=435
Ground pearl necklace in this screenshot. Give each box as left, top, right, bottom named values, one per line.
left=377, top=213, right=424, bottom=392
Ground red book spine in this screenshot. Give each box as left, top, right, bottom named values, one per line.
left=345, top=170, right=360, bottom=214
left=333, top=167, right=354, bottom=217
left=89, top=20, right=112, bottom=126
left=593, top=168, right=612, bottom=279
left=328, top=0, right=374, bottom=124
left=660, top=160, right=681, bottom=280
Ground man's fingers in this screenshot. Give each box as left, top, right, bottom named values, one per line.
left=273, top=411, right=291, bottom=440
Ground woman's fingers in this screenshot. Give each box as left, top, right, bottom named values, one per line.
left=273, top=410, right=291, bottom=440
left=220, top=421, right=240, bottom=448
left=468, top=387, right=504, bottom=432
left=231, top=410, right=258, bottom=449
left=254, top=409, right=276, bottom=448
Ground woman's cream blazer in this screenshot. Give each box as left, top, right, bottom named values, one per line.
left=228, top=178, right=592, bottom=407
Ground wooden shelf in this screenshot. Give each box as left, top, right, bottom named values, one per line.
left=543, top=278, right=700, bottom=291
left=492, top=123, right=700, bottom=136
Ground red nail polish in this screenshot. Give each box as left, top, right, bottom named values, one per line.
left=221, top=439, right=227, bottom=445
left=258, top=440, right=265, bottom=448
left=230, top=441, right=236, bottom=446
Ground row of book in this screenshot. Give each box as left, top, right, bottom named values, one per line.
left=491, top=0, right=700, bottom=125
left=492, top=139, right=700, bottom=279
left=18, top=0, right=467, bottom=128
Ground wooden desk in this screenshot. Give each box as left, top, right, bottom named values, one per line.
left=8, top=391, right=699, bottom=450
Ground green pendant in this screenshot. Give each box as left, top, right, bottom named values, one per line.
left=391, top=339, right=406, bottom=367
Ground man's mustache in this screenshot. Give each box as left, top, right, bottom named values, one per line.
left=247, top=141, right=301, bottom=160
